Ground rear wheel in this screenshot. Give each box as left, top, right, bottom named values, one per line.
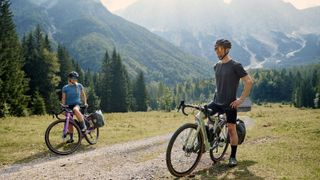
left=84, top=119, right=99, bottom=145
left=166, top=123, right=203, bottom=177
left=45, top=120, right=81, bottom=155
left=210, top=124, right=229, bottom=162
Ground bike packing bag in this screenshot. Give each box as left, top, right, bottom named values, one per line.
left=236, top=119, right=246, bottom=144
left=88, top=110, right=105, bottom=128
left=227, top=119, right=246, bottom=144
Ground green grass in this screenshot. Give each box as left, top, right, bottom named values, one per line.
left=0, top=105, right=320, bottom=179
left=0, top=111, right=191, bottom=167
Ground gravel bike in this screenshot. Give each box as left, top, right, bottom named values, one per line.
left=166, top=101, right=229, bottom=177
left=45, top=104, right=99, bottom=155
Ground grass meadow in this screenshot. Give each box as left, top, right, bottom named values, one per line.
left=0, top=104, right=319, bottom=179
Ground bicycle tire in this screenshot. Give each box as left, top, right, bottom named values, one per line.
left=45, top=119, right=81, bottom=155
left=209, top=124, right=229, bottom=162
left=166, top=123, right=203, bottom=177
left=84, top=127, right=99, bottom=145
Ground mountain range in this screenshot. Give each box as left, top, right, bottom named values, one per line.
left=117, top=0, right=320, bottom=68
left=10, top=0, right=213, bottom=84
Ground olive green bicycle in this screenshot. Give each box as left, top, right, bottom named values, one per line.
left=166, top=101, right=229, bottom=177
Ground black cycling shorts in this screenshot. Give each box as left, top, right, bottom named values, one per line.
left=68, top=104, right=80, bottom=110
left=207, top=101, right=237, bottom=124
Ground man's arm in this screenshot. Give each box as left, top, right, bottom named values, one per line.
left=230, top=74, right=254, bottom=109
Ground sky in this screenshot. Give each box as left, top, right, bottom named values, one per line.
left=100, top=0, right=320, bottom=12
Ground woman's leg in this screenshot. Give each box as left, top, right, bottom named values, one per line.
left=73, top=105, right=86, bottom=131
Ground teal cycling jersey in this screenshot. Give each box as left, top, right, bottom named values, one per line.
left=62, top=83, right=83, bottom=105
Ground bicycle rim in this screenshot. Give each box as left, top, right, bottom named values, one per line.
left=45, top=120, right=81, bottom=155
left=166, top=123, right=203, bottom=177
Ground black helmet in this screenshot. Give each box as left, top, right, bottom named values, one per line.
left=68, top=71, right=79, bottom=79
left=215, top=39, right=232, bottom=49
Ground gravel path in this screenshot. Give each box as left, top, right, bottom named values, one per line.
left=0, top=118, right=254, bottom=180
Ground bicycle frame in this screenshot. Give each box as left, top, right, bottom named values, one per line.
left=61, top=109, right=94, bottom=137
left=184, top=110, right=227, bottom=152
left=63, top=111, right=73, bottom=138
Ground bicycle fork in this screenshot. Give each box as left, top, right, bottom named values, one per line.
left=183, top=112, right=211, bottom=153
left=62, top=113, right=72, bottom=140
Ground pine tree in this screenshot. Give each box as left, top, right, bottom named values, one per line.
left=31, top=90, right=46, bottom=115
left=87, top=81, right=100, bottom=113
left=100, top=49, right=129, bottom=112
left=109, top=51, right=128, bottom=112
left=22, top=26, right=60, bottom=112
left=0, top=0, right=29, bottom=117
left=100, top=50, right=112, bottom=112
left=74, top=60, right=84, bottom=84
left=57, top=44, right=74, bottom=89
left=133, top=71, right=148, bottom=111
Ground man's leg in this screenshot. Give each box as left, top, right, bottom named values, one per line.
left=227, top=109, right=238, bottom=167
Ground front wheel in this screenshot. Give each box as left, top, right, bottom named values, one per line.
left=45, top=120, right=81, bottom=155
left=166, top=123, right=203, bottom=177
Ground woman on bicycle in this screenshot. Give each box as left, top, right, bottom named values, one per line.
left=61, top=71, right=88, bottom=142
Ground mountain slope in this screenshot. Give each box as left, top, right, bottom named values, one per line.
left=10, top=0, right=213, bottom=84
left=117, top=0, right=320, bottom=68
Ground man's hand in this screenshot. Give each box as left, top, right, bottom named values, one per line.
left=230, top=98, right=244, bottom=109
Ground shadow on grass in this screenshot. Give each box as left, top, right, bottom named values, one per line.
left=188, top=160, right=263, bottom=179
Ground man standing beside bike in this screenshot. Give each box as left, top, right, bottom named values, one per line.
left=61, top=71, right=88, bottom=142
left=209, top=39, right=253, bottom=167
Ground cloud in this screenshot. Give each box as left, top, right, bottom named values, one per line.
left=101, top=0, right=320, bottom=12
left=282, top=0, right=320, bottom=9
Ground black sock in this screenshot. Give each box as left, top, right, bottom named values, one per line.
left=230, top=145, right=237, bottom=158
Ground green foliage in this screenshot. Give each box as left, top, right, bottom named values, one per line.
left=86, top=79, right=100, bottom=113
left=100, top=49, right=129, bottom=112
left=250, top=64, right=320, bottom=108
left=100, top=50, right=112, bottom=112
left=146, top=79, right=215, bottom=111
left=109, top=50, right=129, bottom=112
left=132, top=71, right=148, bottom=111
left=23, top=25, right=61, bottom=112
left=0, top=0, right=29, bottom=117
left=57, top=44, right=74, bottom=89
left=31, top=90, right=46, bottom=115
left=22, top=25, right=61, bottom=112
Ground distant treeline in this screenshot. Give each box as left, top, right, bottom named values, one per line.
left=145, top=64, right=320, bottom=111
left=1, top=1, right=319, bottom=118
left=250, top=65, right=320, bottom=108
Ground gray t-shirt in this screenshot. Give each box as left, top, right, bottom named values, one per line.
left=213, top=60, right=247, bottom=106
